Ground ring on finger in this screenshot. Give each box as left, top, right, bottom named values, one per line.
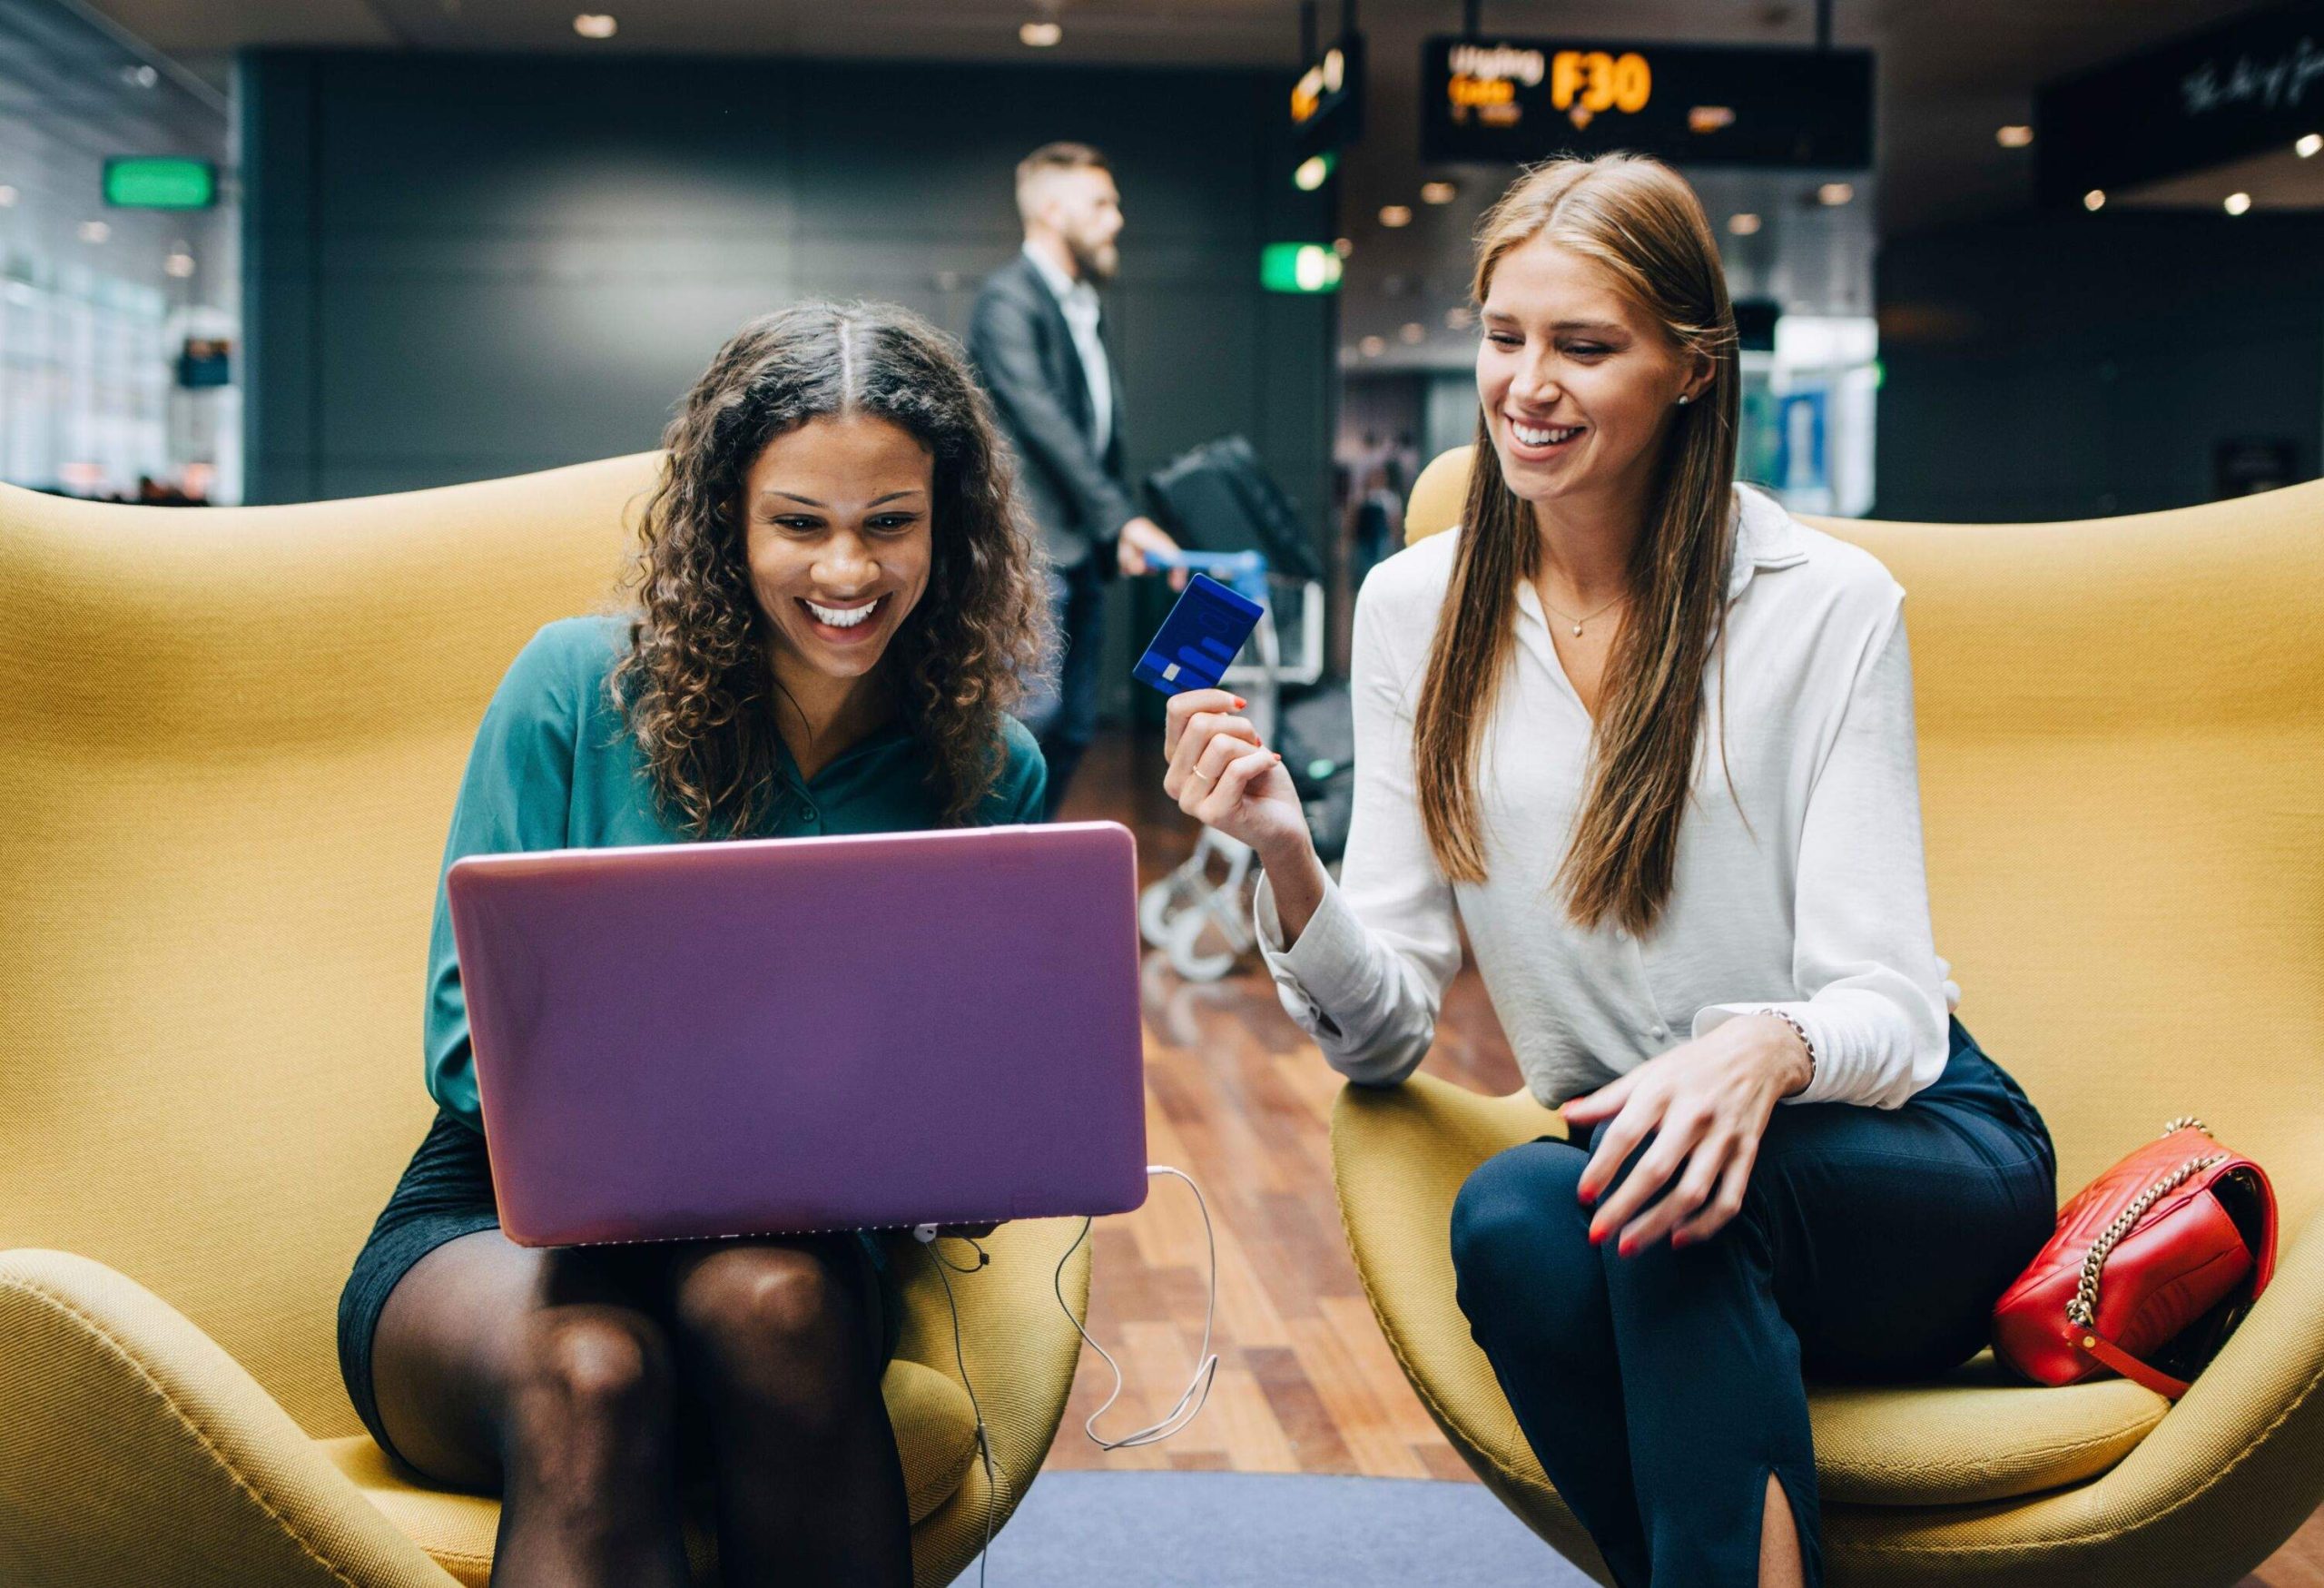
left=1189, top=768, right=1213, bottom=783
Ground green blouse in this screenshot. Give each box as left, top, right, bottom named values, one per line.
left=424, top=615, right=1048, bottom=1130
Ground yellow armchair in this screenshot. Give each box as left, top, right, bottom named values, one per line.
left=0, top=460, right=1088, bottom=1587
left=1334, top=445, right=2324, bottom=1586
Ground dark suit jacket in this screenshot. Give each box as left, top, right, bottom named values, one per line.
left=968, top=253, right=1134, bottom=575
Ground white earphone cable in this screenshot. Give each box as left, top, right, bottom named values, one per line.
left=921, top=1234, right=997, bottom=1588
left=1052, top=1165, right=1220, bottom=1450
left=916, top=1162, right=1220, bottom=1588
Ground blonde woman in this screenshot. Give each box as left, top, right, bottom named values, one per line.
left=1162, top=155, right=2055, bottom=1586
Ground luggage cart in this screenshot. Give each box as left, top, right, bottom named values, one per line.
left=1135, top=547, right=1327, bottom=981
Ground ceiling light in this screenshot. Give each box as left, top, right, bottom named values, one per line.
left=1399, top=321, right=1426, bottom=344
left=1816, top=182, right=1854, bottom=206
left=1995, top=124, right=2034, bottom=148
left=2298, top=133, right=2322, bottom=158
left=1333, top=236, right=1354, bottom=257
left=1444, top=305, right=1474, bottom=330
left=572, top=14, right=616, bottom=38
left=1689, top=105, right=1736, bottom=133
left=1419, top=180, right=1457, bottom=205
left=1294, top=153, right=1334, bottom=192
left=78, top=220, right=110, bottom=243
left=1378, top=204, right=1413, bottom=228
left=0, top=185, right=16, bottom=207
left=2224, top=191, right=2251, bottom=215
left=164, top=249, right=195, bottom=278
left=2083, top=189, right=2106, bottom=212
left=1358, top=335, right=1386, bottom=357
left=1019, top=20, right=1062, bottom=46
left=1728, top=212, right=1762, bottom=235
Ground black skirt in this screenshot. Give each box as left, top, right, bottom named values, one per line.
left=337, top=1111, right=905, bottom=1467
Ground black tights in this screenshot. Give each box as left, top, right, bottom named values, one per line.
left=370, top=1229, right=911, bottom=1588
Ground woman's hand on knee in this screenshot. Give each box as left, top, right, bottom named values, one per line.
left=1560, top=1020, right=1807, bottom=1254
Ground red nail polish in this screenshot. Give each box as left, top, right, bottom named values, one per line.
left=1670, top=1233, right=1690, bottom=1250
left=1618, top=1238, right=1637, bottom=1258
left=1589, top=1225, right=1607, bottom=1245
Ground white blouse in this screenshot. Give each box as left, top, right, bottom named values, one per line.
left=1255, top=484, right=1958, bottom=1110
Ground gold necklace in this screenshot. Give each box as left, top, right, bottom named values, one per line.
left=1539, top=588, right=1628, bottom=637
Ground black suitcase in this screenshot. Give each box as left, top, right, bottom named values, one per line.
left=1144, top=436, right=1325, bottom=583
left=1277, top=683, right=1355, bottom=865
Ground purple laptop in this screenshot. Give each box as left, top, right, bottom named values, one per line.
left=446, top=820, right=1148, bottom=1247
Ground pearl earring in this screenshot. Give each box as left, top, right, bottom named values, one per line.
left=1677, top=394, right=1693, bottom=406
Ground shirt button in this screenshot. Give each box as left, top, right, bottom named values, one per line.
left=1648, top=1023, right=1668, bottom=1040
left=801, top=804, right=819, bottom=822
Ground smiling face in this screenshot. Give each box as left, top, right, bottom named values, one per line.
left=1476, top=232, right=1709, bottom=518
left=742, top=413, right=935, bottom=690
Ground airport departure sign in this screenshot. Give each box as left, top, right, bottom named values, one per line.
left=1421, top=37, right=1874, bottom=169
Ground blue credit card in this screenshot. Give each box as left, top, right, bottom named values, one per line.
left=1133, top=573, right=1265, bottom=695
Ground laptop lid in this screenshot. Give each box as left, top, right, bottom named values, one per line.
left=446, top=820, right=1147, bottom=1247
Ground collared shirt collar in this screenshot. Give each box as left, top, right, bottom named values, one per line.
left=1505, top=483, right=1812, bottom=660
left=1728, top=483, right=1810, bottom=600
left=1020, top=240, right=1111, bottom=447
left=1021, top=241, right=1093, bottom=311
left=769, top=716, right=916, bottom=798
left=1512, top=483, right=1811, bottom=634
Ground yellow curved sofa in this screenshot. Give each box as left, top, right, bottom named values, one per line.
left=1335, top=444, right=2324, bottom=1586
left=0, top=458, right=1090, bottom=1587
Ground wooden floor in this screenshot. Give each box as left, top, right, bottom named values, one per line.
left=1040, top=728, right=2324, bottom=1586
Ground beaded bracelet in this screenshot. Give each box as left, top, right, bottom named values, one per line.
left=1755, top=1007, right=1818, bottom=1090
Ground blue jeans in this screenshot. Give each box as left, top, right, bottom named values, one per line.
left=1016, top=556, right=1107, bottom=818
left=1450, top=1017, right=2055, bottom=1588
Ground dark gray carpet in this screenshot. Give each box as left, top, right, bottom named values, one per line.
left=975, top=1470, right=1593, bottom=1585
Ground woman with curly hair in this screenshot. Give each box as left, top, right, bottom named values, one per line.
left=336, top=301, right=1050, bottom=1588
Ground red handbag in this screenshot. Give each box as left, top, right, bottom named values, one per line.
left=1992, top=1117, right=2277, bottom=1399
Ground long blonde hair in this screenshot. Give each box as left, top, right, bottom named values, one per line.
left=1412, top=153, right=1742, bottom=935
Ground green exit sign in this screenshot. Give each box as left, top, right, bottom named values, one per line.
left=1260, top=242, right=1343, bottom=294
left=103, top=158, right=216, bottom=210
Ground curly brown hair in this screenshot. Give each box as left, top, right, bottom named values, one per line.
left=612, top=301, right=1050, bottom=835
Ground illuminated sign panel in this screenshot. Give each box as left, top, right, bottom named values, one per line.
left=2035, top=5, right=2324, bottom=205
left=1421, top=37, right=1873, bottom=168
left=1260, top=242, right=1344, bottom=294
left=103, top=157, right=217, bottom=209
left=1291, top=33, right=1365, bottom=153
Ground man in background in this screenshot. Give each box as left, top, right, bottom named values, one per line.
left=970, top=141, right=1179, bottom=816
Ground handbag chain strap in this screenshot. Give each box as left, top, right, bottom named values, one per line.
left=2064, top=1117, right=2221, bottom=1329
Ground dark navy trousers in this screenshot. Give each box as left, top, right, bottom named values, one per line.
left=1450, top=1017, right=2056, bottom=1588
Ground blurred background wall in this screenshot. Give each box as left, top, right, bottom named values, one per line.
left=239, top=51, right=1333, bottom=518
left=1876, top=208, right=2324, bottom=521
